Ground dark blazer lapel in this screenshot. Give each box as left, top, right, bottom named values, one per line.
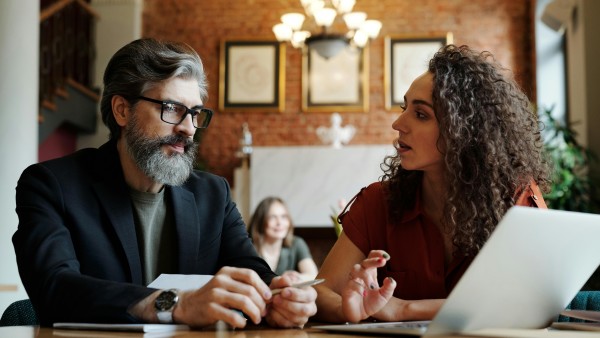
left=169, top=186, right=201, bottom=273
left=91, top=141, right=143, bottom=285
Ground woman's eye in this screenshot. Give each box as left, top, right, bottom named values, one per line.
left=416, top=111, right=427, bottom=119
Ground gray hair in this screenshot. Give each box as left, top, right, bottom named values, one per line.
left=100, top=38, right=208, bottom=141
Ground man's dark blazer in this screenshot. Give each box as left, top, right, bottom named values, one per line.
left=13, top=140, right=275, bottom=326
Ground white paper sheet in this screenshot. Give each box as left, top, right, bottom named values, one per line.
left=53, top=322, right=189, bottom=333
left=147, top=274, right=213, bottom=291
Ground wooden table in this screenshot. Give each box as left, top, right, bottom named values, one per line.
left=1, top=325, right=598, bottom=338
left=0, top=325, right=375, bottom=338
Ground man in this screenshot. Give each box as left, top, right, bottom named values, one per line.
left=13, top=38, right=316, bottom=328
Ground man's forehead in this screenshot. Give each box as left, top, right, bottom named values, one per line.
left=147, top=77, right=203, bottom=104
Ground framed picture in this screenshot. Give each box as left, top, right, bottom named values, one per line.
left=384, top=33, right=453, bottom=110
left=219, top=39, right=285, bottom=112
left=302, top=45, right=369, bottom=113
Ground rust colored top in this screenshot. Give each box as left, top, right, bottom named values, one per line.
left=341, top=181, right=546, bottom=300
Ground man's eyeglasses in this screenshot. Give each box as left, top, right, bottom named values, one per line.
left=137, top=96, right=213, bottom=129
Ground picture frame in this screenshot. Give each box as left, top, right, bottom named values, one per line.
left=302, top=45, right=369, bottom=113
left=384, top=33, right=453, bottom=110
left=219, top=39, right=285, bottom=112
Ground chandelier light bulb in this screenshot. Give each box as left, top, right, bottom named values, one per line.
left=305, top=0, right=325, bottom=17
left=343, top=11, right=366, bottom=30
left=273, top=23, right=293, bottom=41
left=314, top=7, right=337, bottom=27
left=353, top=29, right=369, bottom=47
left=281, top=13, right=305, bottom=31
left=332, top=0, right=356, bottom=14
left=361, top=19, right=382, bottom=39
left=291, top=30, right=311, bottom=48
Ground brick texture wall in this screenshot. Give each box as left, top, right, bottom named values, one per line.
left=142, top=0, right=535, bottom=184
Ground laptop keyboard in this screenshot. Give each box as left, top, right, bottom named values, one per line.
left=388, top=322, right=429, bottom=329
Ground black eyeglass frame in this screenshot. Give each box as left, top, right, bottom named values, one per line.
left=136, top=96, right=213, bottom=129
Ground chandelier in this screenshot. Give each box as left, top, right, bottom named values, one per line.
left=272, top=0, right=382, bottom=59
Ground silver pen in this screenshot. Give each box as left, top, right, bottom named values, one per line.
left=271, top=278, right=325, bottom=295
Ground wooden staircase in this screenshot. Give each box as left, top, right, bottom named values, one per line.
left=39, top=0, right=100, bottom=144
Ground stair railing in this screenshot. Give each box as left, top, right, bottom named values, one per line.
left=39, top=0, right=99, bottom=116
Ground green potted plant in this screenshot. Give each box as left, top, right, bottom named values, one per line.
left=540, top=106, right=599, bottom=213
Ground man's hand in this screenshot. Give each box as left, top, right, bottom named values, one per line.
left=172, top=266, right=272, bottom=328
left=264, top=275, right=318, bottom=328
left=280, top=270, right=304, bottom=283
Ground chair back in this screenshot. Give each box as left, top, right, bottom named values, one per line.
left=0, top=299, right=39, bottom=326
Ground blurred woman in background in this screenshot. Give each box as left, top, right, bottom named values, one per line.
left=248, top=197, right=318, bottom=281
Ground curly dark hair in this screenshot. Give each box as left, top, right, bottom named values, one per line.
left=381, top=45, right=551, bottom=256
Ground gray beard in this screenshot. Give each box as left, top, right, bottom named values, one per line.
left=125, top=116, right=198, bottom=186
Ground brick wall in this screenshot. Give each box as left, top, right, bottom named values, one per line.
left=142, top=0, right=535, bottom=184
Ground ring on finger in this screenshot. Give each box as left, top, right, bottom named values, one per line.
left=351, top=279, right=365, bottom=288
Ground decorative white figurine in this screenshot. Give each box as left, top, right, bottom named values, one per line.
left=316, top=112, right=356, bottom=149
left=236, top=122, right=253, bottom=158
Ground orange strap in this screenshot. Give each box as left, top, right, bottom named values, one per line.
left=515, top=180, right=548, bottom=209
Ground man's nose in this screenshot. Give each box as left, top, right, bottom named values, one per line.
left=176, top=113, right=196, bottom=136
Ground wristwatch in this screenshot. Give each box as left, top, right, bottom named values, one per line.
left=154, top=289, right=179, bottom=323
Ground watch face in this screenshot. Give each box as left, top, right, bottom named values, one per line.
left=155, top=290, right=178, bottom=311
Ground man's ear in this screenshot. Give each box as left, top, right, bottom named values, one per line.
left=112, top=95, right=130, bottom=127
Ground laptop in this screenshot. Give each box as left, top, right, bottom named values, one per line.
left=314, top=206, right=600, bottom=336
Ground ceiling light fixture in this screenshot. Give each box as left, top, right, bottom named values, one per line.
left=272, top=0, right=382, bottom=59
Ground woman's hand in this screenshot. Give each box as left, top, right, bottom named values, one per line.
left=341, top=250, right=396, bottom=323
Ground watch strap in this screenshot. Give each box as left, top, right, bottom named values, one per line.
left=157, top=310, right=174, bottom=324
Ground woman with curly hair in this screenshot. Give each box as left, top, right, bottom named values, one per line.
left=314, top=45, right=551, bottom=323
